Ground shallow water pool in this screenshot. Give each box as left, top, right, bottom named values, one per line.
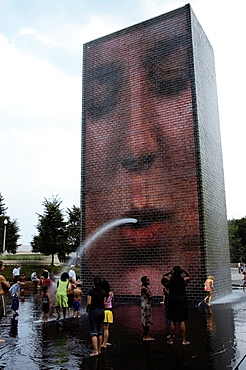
left=0, top=291, right=246, bottom=369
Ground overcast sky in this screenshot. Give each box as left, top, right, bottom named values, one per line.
left=0, top=0, right=245, bottom=246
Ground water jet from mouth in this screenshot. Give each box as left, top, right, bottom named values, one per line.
left=65, top=218, right=138, bottom=270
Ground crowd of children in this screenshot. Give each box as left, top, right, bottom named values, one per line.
left=5, top=266, right=84, bottom=322
left=0, top=260, right=229, bottom=354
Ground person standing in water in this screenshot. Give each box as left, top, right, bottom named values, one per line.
left=86, top=276, right=106, bottom=356
left=101, top=280, right=114, bottom=347
left=163, top=266, right=191, bottom=345
left=141, top=276, right=155, bottom=341
left=55, top=272, right=69, bottom=320
left=9, top=276, right=21, bottom=318
left=73, top=283, right=83, bottom=318
left=204, top=276, right=215, bottom=305
left=41, top=286, right=50, bottom=322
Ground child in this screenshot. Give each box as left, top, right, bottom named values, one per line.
left=55, top=272, right=69, bottom=320
left=41, top=286, right=50, bottom=322
left=204, top=276, right=215, bottom=305
left=67, top=277, right=76, bottom=317
left=101, top=280, right=114, bottom=347
left=73, top=284, right=83, bottom=318
left=9, top=276, right=21, bottom=318
left=141, top=276, right=155, bottom=341
left=242, top=272, right=246, bottom=292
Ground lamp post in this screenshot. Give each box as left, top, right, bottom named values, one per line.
left=2, top=219, right=8, bottom=254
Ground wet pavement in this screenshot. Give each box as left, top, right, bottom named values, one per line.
left=0, top=272, right=246, bottom=370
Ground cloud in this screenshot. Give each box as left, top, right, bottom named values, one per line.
left=18, top=27, right=37, bottom=36
left=0, top=126, right=81, bottom=243
left=0, top=33, right=81, bottom=127
left=0, top=32, right=81, bottom=243
left=17, top=27, right=57, bottom=46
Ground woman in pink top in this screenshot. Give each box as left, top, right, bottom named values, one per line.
left=204, top=276, right=215, bottom=305
left=101, top=280, right=114, bottom=347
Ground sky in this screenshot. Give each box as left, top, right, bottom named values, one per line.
left=0, top=0, right=245, bottom=247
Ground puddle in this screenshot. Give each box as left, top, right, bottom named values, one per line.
left=0, top=291, right=246, bottom=369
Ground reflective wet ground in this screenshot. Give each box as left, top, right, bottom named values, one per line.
left=0, top=288, right=246, bottom=370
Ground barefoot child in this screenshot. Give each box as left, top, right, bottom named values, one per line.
left=9, top=276, right=21, bottom=318
left=141, top=276, right=155, bottom=341
left=101, top=280, right=114, bottom=347
left=73, top=284, right=82, bottom=318
left=41, top=286, right=50, bottom=322
left=55, top=272, right=69, bottom=320
left=204, top=276, right=215, bottom=305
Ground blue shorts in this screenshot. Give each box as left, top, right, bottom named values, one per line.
left=73, top=300, right=80, bottom=312
left=89, top=308, right=104, bottom=337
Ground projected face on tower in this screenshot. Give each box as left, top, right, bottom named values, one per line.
left=82, top=11, right=201, bottom=295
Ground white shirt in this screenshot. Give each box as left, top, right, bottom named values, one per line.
left=68, top=269, right=76, bottom=282
left=31, top=272, right=38, bottom=281
left=12, top=267, right=21, bottom=276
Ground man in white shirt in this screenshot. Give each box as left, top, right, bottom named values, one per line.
left=12, top=265, right=21, bottom=279
left=68, top=265, right=76, bottom=283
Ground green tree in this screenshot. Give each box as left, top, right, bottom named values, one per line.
left=235, top=218, right=246, bottom=253
left=31, top=196, right=67, bottom=265
left=66, top=205, right=81, bottom=256
left=4, top=219, right=21, bottom=254
left=0, top=193, right=7, bottom=215
left=228, top=219, right=243, bottom=262
left=0, top=193, right=20, bottom=254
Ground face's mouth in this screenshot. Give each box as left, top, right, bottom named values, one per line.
left=121, top=208, right=171, bottom=228
left=116, top=208, right=172, bottom=250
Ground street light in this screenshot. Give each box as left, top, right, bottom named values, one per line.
left=2, top=219, right=8, bottom=254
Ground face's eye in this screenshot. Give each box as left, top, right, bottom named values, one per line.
left=145, top=36, right=190, bottom=96
left=85, top=62, right=122, bottom=119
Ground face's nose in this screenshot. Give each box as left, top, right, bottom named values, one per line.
left=121, top=63, right=158, bottom=173
left=121, top=153, right=156, bottom=173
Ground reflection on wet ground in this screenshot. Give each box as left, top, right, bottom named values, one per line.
left=0, top=290, right=246, bottom=369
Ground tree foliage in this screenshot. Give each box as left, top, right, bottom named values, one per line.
left=0, top=193, right=21, bottom=254
left=228, top=218, right=246, bottom=262
left=31, top=196, right=81, bottom=265
left=66, top=205, right=81, bottom=255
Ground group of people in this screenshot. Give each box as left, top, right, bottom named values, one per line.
left=41, top=272, right=114, bottom=356
left=86, top=276, right=114, bottom=356
left=141, top=267, right=216, bottom=346
left=0, top=263, right=84, bottom=325
left=141, top=266, right=191, bottom=345
left=51, top=271, right=83, bottom=321
left=1, top=260, right=218, bottom=351
left=36, top=265, right=83, bottom=321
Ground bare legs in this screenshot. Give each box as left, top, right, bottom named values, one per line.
left=168, top=320, right=176, bottom=344
left=179, top=321, right=190, bottom=345
left=102, top=323, right=110, bottom=347
left=204, top=291, right=212, bottom=305
left=55, top=307, right=66, bottom=320
left=168, top=320, right=190, bottom=345
left=90, top=335, right=102, bottom=356
left=143, top=325, right=155, bottom=341
left=42, top=312, right=48, bottom=322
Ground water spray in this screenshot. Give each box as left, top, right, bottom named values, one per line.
left=64, top=217, right=138, bottom=272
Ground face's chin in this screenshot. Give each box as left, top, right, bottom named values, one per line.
left=83, top=210, right=201, bottom=295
